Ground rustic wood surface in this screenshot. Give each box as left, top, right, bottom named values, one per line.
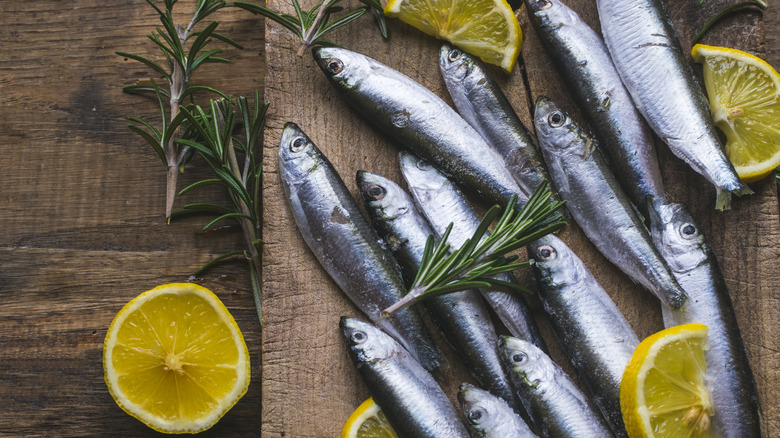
left=0, top=0, right=777, bottom=436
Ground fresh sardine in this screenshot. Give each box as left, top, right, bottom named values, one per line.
left=399, top=151, right=548, bottom=352
left=437, top=44, right=559, bottom=207
left=534, top=97, right=687, bottom=310
left=341, top=317, right=469, bottom=438
left=278, top=122, right=445, bottom=372
left=528, top=235, right=638, bottom=437
left=458, top=383, right=539, bottom=438
left=313, top=46, right=529, bottom=208
left=648, top=199, right=760, bottom=437
left=357, top=170, right=522, bottom=414
left=524, top=0, right=665, bottom=215
left=499, top=336, right=614, bottom=438
left=596, top=0, right=751, bottom=210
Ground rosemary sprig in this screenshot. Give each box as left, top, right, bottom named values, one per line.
left=119, top=0, right=241, bottom=219
left=694, top=0, right=768, bottom=45
left=174, top=92, right=268, bottom=323
left=383, top=184, right=566, bottom=316
left=235, top=0, right=386, bottom=56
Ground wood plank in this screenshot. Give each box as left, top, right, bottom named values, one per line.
left=262, top=1, right=780, bottom=437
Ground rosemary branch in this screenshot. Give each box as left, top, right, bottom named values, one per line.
left=383, top=184, right=566, bottom=316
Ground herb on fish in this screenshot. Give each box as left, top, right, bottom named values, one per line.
left=383, top=184, right=566, bottom=316
left=118, top=0, right=241, bottom=219
left=235, top=0, right=387, bottom=56
left=174, top=93, right=267, bottom=323
left=694, top=0, right=768, bottom=44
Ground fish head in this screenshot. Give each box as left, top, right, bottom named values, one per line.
left=648, top=198, right=708, bottom=273
left=527, top=0, right=580, bottom=27
left=457, top=383, right=505, bottom=435
left=438, top=44, right=474, bottom=84
left=357, top=170, right=412, bottom=222
left=499, top=336, right=552, bottom=388
left=278, top=122, right=322, bottom=183
left=398, top=151, right=451, bottom=204
left=528, top=235, right=584, bottom=287
left=313, top=47, right=371, bottom=90
left=340, top=317, right=398, bottom=364
left=533, top=96, right=589, bottom=155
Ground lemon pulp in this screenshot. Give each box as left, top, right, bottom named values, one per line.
left=342, top=398, right=399, bottom=438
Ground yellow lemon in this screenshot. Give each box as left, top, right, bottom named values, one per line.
left=341, top=398, right=399, bottom=438
left=693, top=44, right=780, bottom=183
left=384, top=0, right=522, bottom=72
left=103, top=283, right=251, bottom=434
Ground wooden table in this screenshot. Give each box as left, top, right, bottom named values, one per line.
left=1, top=0, right=778, bottom=436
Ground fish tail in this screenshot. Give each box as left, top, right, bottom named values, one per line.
left=715, top=188, right=732, bottom=211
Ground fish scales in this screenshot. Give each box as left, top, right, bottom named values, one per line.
left=278, top=122, right=445, bottom=373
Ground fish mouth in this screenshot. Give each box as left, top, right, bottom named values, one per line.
left=528, top=0, right=553, bottom=12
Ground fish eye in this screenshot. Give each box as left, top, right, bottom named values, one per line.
left=512, top=352, right=528, bottom=363
left=415, top=160, right=432, bottom=171
left=680, top=223, right=697, bottom=239
left=448, top=49, right=463, bottom=62
left=291, top=137, right=307, bottom=152
left=537, top=245, right=556, bottom=261
left=326, top=59, right=344, bottom=74
left=351, top=330, right=367, bottom=344
left=548, top=111, right=566, bottom=128
left=468, top=408, right=484, bottom=424
left=367, top=184, right=386, bottom=200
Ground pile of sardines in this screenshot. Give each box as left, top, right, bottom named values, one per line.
left=278, top=0, right=760, bottom=436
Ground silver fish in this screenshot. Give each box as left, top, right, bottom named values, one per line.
left=524, top=0, right=665, bottom=215
left=357, top=170, right=522, bottom=414
left=313, top=46, right=529, bottom=208
left=341, top=317, right=469, bottom=438
left=500, top=336, right=614, bottom=438
left=534, top=97, right=687, bottom=310
left=648, top=199, right=760, bottom=437
left=528, top=235, right=638, bottom=437
left=596, top=0, right=751, bottom=210
left=278, top=122, right=445, bottom=372
left=399, top=151, right=548, bottom=352
left=437, top=44, right=558, bottom=206
left=458, top=383, right=539, bottom=438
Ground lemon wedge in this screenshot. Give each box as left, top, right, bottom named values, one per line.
left=341, top=398, right=399, bottom=438
left=693, top=44, right=780, bottom=183
left=620, top=323, right=714, bottom=438
left=103, top=283, right=251, bottom=434
left=384, top=0, right=522, bottom=72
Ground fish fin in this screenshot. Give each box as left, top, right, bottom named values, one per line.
left=735, top=183, right=754, bottom=196
left=715, top=188, right=732, bottom=211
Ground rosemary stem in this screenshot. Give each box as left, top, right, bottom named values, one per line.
left=382, top=285, right=424, bottom=317
left=297, top=0, right=334, bottom=56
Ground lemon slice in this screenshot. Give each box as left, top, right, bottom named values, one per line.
left=620, top=323, right=714, bottom=438
left=341, top=398, right=399, bottom=438
left=384, top=0, right=522, bottom=72
left=103, top=283, right=250, bottom=434
left=692, top=44, right=780, bottom=183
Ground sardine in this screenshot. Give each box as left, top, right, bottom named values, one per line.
left=596, top=0, right=751, bottom=210
left=499, top=336, right=614, bottom=438
left=528, top=235, right=638, bottom=437
left=534, top=97, right=687, bottom=310
left=278, top=122, right=445, bottom=372
left=399, top=151, right=548, bottom=352
left=312, top=46, right=530, bottom=208
left=458, top=383, right=539, bottom=438
left=437, top=44, right=559, bottom=206
left=357, top=169, right=522, bottom=414
left=524, top=0, right=665, bottom=215
left=648, top=199, right=760, bottom=437
left=340, top=317, right=469, bottom=438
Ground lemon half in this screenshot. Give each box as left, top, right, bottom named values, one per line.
left=384, top=0, right=522, bottom=72
left=693, top=44, right=780, bottom=183
left=103, top=283, right=251, bottom=434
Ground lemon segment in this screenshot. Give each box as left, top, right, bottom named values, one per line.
left=384, top=0, right=522, bottom=72
left=620, top=323, right=714, bottom=438
left=342, top=398, right=400, bottom=438
left=692, top=44, right=780, bottom=183
left=103, top=283, right=250, bottom=434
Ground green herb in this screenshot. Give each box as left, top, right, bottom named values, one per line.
left=118, top=0, right=241, bottom=219
left=235, top=0, right=386, bottom=56
left=174, top=93, right=267, bottom=323
left=694, top=0, right=768, bottom=45
left=383, top=184, right=566, bottom=316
